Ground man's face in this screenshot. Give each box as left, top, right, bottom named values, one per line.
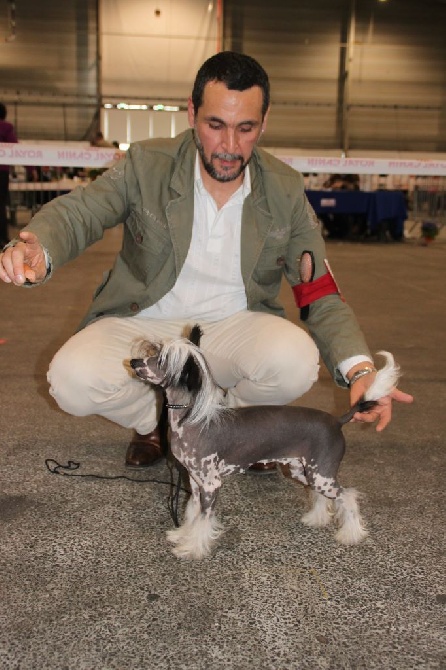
left=188, top=81, right=269, bottom=183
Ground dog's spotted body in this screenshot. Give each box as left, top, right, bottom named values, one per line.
left=131, top=326, right=401, bottom=560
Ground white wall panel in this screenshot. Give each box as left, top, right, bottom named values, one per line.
left=151, top=111, right=173, bottom=138
left=127, top=110, right=151, bottom=143
left=100, top=0, right=218, bottom=101
left=104, top=108, right=129, bottom=143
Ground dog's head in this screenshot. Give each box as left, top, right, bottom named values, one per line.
left=130, top=324, right=226, bottom=427
left=130, top=341, right=165, bottom=385
left=130, top=324, right=204, bottom=391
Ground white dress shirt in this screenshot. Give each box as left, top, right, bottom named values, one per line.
left=138, top=154, right=249, bottom=322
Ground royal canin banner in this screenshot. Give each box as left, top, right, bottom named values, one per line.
left=277, top=155, right=446, bottom=176
left=1, top=142, right=446, bottom=175
left=0, top=144, right=124, bottom=169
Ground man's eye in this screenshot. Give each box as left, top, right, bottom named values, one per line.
left=209, top=123, right=222, bottom=130
left=239, top=125, right=254, bottom=133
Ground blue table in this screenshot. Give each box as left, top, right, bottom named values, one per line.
left=305, top=190, right=407, bottom=239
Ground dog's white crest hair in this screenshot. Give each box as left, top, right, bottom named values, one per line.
left=364, top=351, right=401, bottom=401
left=159, top=338, right=229, bottom=428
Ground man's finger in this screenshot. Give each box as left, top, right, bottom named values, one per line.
left=353, top=410, right=379, bottom=424
left=0, top=257, right=12, bottom=283
left=391, top=388, right=414, bottom=404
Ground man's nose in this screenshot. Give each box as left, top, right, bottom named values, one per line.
left=222, top=128, right=237, bottom=152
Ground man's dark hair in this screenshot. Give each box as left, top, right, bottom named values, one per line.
left=192, top=51, right=270, bottom=118
left=0, top=103, right=7, bottom=120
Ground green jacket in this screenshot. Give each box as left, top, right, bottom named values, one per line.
left=26, top=129, right=371, bottom=386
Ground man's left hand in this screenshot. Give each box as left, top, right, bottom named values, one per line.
left=349, top=373, right=413, bottom=432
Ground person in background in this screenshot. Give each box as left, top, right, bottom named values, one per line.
left=0, top=103, right=18, bottom=247
left=321, top=173, right=363, bottom=239
left=90, top=131, right=115, bottom=148
left=0, top=53, right=413, bottom=473
left=323, top=174, right=360, bottom=191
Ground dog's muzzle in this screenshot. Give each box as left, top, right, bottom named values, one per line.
left=130, top=358, right=143, bottom=371
left=130, top=358, right=149, bottom=380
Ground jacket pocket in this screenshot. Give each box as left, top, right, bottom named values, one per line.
left=253, top=241, right=288, bottom=286
left=121, top=211, right=171, bottom=284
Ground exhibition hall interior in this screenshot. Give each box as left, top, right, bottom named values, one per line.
left=0, top=1, right=445, bottom=669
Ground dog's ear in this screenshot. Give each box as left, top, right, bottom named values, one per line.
left=177, top=352, right=203, bottom=425
left=179, top=352, right=202, bottom=393
left=189, top=324, right=203, bottom=347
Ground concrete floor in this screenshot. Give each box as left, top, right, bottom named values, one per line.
left=0, top=224, right=445, bottom=669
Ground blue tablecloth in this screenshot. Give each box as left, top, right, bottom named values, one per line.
left=305, top=190, right=407, bottom=238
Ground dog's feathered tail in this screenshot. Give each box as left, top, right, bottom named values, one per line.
left=339, top=351, right=401, bottom=425
left=364, top=351, right=400, bottom=401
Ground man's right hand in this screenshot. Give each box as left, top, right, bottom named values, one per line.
left=0, top=231, right=47, bottom=285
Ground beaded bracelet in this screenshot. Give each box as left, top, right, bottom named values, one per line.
left=348, top=366, right=377, bottom=387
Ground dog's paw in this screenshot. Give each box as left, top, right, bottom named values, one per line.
left=335, top=521, right=368, bottom=545
left=170, top=542, right=212, bottom=560
left=301, top=494, right=334, bottom=527
left=301, top=508, right=332, bottom=528
left=166, top=526, right=188, bottom=546
left=166, top=514, right=224, bottom=560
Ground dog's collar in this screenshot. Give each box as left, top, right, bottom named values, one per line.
left=166, top=403, right=190, bottom=409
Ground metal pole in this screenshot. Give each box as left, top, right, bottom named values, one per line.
left=96, top=0, right=103, bottom=134
left=343, top=0, right=356, bottom=155
left=216, top=0, right=224, bottom=52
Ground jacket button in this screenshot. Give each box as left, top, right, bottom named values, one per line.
left=276, top=255, right=285, bottom=266
left=135, top=233, right=143, bottom=244
left=130, top=302, right=139, bottom=312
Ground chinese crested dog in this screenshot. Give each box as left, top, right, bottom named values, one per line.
left=130, top=326, right=400, bottom=560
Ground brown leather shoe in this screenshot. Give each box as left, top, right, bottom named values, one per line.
left=125, top=429, right=164, bottom=468
left=248, top=462, right=277, bottom=474
left=125, top=403, right=168, bottom=468
left=126, top=400, right=169, bottom=468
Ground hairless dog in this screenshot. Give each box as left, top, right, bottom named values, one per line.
left=130, top=325, right=401, bottom=560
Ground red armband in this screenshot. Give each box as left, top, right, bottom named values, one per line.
left=292, top=271, right=341, bottom=308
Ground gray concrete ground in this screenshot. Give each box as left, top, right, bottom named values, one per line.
left=1, top=224, right=445, bottom=669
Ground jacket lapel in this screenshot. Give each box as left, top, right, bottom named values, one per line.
left=165, top=136, right=196, bottom=273
left=240, top=156, right=274, bottom=285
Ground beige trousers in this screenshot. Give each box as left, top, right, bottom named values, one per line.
left=47, top=310, right=320, bottom=435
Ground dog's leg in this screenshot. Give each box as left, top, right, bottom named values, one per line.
left=287, top=459, right=334, bottom=528
left=288, top=459, right=308, bottom=486
left=301, top=488, right=334, bottom=528
left=333, top=488, right=368, bottom=545
left=166, top=479, right=201, bottom=549
left=166, top=477, right=224, bottom=560
left=183, top=490, right=202, bottom=525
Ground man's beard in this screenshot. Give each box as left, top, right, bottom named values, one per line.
left=193, top=129, right=251, bottom=183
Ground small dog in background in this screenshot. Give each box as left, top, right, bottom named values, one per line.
left=130, top=326, right=401, bottom=560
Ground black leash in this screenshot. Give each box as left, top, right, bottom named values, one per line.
left=166, top=459, right=184, bottom=528
left=45, top=458, right=187, bottom=527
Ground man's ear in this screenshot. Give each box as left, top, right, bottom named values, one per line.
left=187, top=97, right=195, bottom=128
left=261, top=106, right=270, bottom=135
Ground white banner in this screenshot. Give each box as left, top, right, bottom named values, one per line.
left=279, top=155, right=446, bottom=176
left=1, top=142, right=446, bottom=175
left=0, top=143, right=125, bottom=168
